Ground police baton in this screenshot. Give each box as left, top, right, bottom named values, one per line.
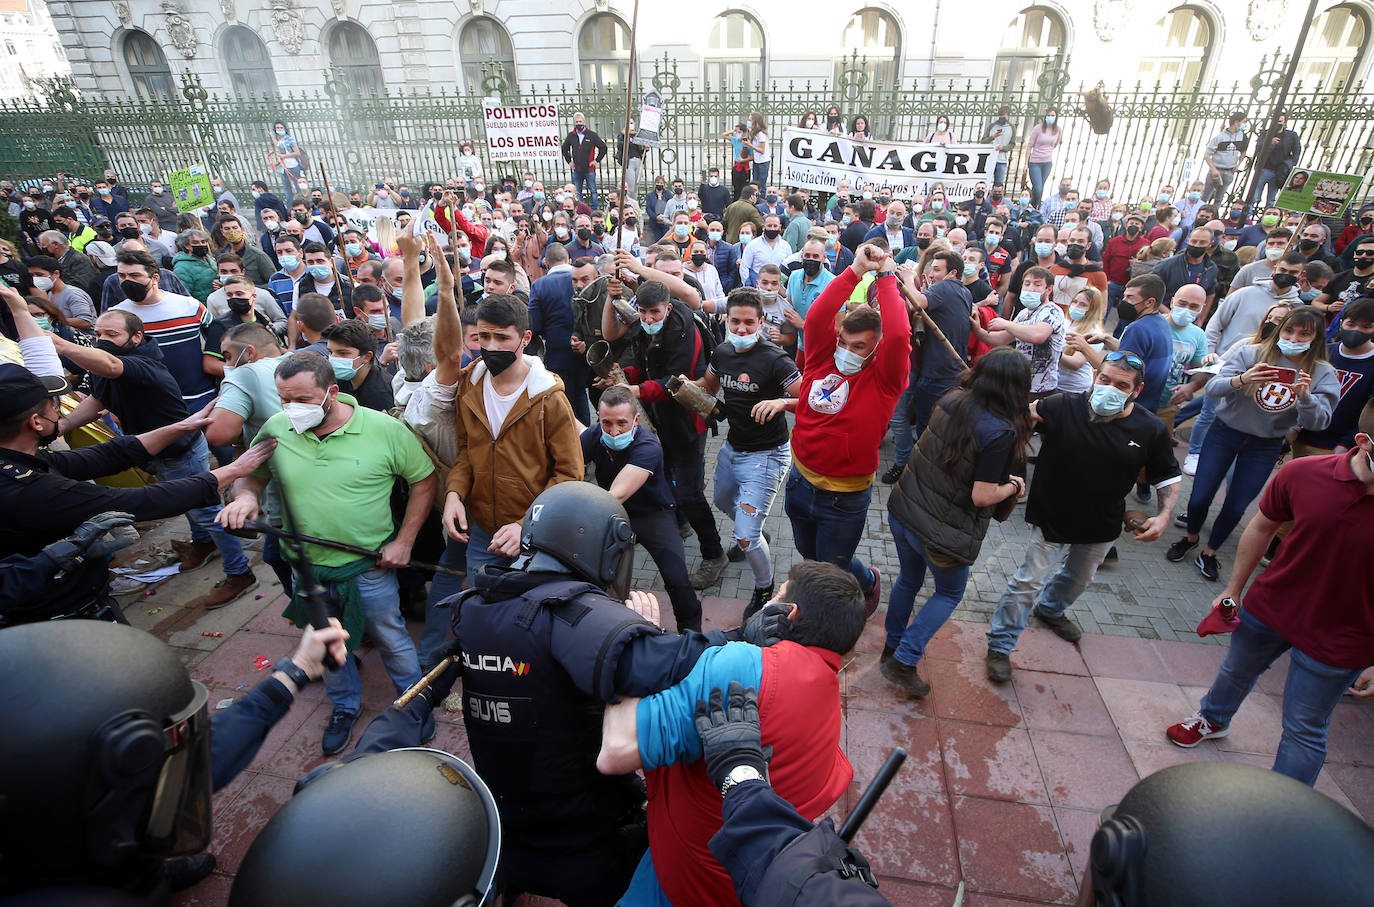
left=230, top=520, right=468, bottom=580
left=837, top=747, right=906, bottom=844
left=272, top=488, right=341, bottom=672
left=392, top=655, right=457, bottom=711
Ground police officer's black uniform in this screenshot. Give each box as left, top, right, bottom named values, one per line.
left=447, top=482, right=742, bottom=906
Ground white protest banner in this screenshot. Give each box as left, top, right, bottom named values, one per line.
left=482, top=101, right=561, bottom=161
left=778, top=127, right=996, bottom=201
left=340, top=206, right=448, bottom=249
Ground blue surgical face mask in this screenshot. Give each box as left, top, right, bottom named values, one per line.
left=985, top=233, right=1001, bottom=247
left=1188, top=191, right=1202, bottom=201
left=1020, top=289, right=1044, bottom=308
left=602, top=426, right=635, bottom=450
left=1299, top=288, right=1319, bottom=303
left=1089, top=383, right=1131, bottom=416
left=308, top=264, right=333, bottom=281
left=963, top=262, right=977, bottom=277
left=1068, top=305, right=1088, bottom=322
left=34, top=316, right=51, bottom=331
left=833, top=345, right=868, bottom=375
left=345, top=242, right=363, bottom=258
left=1044, top=115, right=1056, bottom=126
left=329, top=355, right=358, bottom=381
left=673, top=224, right=690, bottom=239
left=391, top=285, right=405, bottom=300
left=1096, top=189, right=1109, bottom=199
left=708, top=231, right=722, bottom=242
left=641, top=318, right=665, bottom=335
left=278, top=254, right=299, bottom=270
left=727, top=329, right=758, bottom=350
left=1277, top=338, right=1310, bottom=357
left=1035, top=242, right=1053, bottom=258
left=1170, top=307, right=1197, bottom=326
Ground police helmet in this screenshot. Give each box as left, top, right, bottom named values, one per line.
left=0, top=622, right=212, bottom=890
left=1090, top=762, right=1374, bottom=907
left=229, top=748, right=500, bottom=906
left=514, top=483, right=636, bottom=595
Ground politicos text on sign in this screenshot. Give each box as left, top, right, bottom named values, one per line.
left=482, top=101, right=561, bottom=161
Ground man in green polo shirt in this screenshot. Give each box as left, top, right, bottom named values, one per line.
left=217, top=351, right=438, bottom=755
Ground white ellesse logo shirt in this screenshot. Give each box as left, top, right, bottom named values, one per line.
left=808, top=373, right=851, bottom=414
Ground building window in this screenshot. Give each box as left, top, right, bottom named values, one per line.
left=458, top=16, right=516, bottom=93
left=327, top=21, right=383, bottom=97
left=706, top=11, right=765, bottom=91
left=221, top=26, right=278, bottom=98
left=4, top=42, right=14, bottom=56
left=1138, top=6, right=1214, bottom=89
left=993, top=6, right=1066, bottom=95
left=578, top=12, right=632, bottom=91
left=835, top=8, right=901, bottom=89
left=121, top=29, right=175, bottom=100
left=1297, top=3, right=1369, bottom=88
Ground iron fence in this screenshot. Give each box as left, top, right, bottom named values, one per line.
left=0, top=52, right=1370, bottom=212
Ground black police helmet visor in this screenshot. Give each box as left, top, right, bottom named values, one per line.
left=143, top=679, right=214, bottom=857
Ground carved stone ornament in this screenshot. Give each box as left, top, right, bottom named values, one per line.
left=330, top=0, right=345, bottom=19
left=271, top=0, right=305, bottom=54
left=468, top=0, right=482, bottom=14
left=115, top=1, right=131, bottom=26
left=1247, top=0, right=1283, bottom=41
left=161, top=0, right=197, bottom=58
left=220, top=0, right=234, bottom=22
left=1093, top=0, right=1130, bottom=42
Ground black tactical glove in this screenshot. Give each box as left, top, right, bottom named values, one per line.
left=694, top=681, right=770, bottom=792
left=743, top=601, right=790, bottom=647
left=41, top=511, right=135, bottom=571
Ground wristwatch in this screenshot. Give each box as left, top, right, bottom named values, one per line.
left=273, top=657, right=313, bottom=690
left=720, top=764, right=766, bottom=796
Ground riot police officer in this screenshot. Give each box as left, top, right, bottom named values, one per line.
left=0, top=511, right=134, bottom=626
left=443, top=481, right=781, bottom=906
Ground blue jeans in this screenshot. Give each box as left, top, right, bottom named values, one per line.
left=987, top=525, right=1113, bottom=654
left=1027, top=161, right=1053, bottom=208
left=146, top=433, right=249, bottom=576
left=466, top=522, right=515, bottom=592
left=1199, top=609, right=1362, bottom=786
left=752, top=161, right=771, bottom=190
left=911, top=376, right=956, bottom=440
left=885, top=514, right=971, bottom=666
left=1187, top=393, right=1219, bottom=456
left=889, top=376, right=917, bottom=467
left=1250, top=169, right=1283, bottom=208
left=1185, top=419, right=1284, bottom=552
left=420, top=531, right=467, bottom=669
left=1175, top=393, right=1205, bottom=431
left=993, top=161, right=1008, bottom=188
left=783, top=465, right=874, bottom=591
left=321, top=567, right=423, bottom=715
left=665, top=429, right=724, bottom=561
left=573, top=170, right=597, bottom=206
left=1107, top=281, right=1125, bottom=309
left=713, top=440, right=790, bottom=587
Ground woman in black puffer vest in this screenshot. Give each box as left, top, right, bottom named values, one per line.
left=882, top=347, right=1033, bottom=697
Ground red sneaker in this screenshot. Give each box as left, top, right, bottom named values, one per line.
left=1166, top=712, right=1230, bottom=748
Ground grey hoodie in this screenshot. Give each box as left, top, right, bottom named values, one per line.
left=1205, top=342, right=1338, bottom=438
left=1204, top=277, right=1298, bottom=355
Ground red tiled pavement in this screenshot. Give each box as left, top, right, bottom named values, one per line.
left=174, top=598, right=1374, bottom=906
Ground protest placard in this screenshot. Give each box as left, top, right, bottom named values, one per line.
left=168, top=164, right=213, bottom=213
left=482, top=101, right=561, bottom=161
left=1276, top=168, right=1364, bottom=218
left=778, top=127, right=996, bottom=201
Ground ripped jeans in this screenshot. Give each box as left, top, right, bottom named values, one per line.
left=713, top=440, right=790, bottom=588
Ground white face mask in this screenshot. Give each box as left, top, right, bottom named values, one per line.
left=282, top=400, right=326, bottom=433
left=31, top=276, right=53, bottom=291
left=1264, top=247, right=1284, bottom=262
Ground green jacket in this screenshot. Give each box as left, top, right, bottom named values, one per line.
left=172, top=251, right=216, bottom=302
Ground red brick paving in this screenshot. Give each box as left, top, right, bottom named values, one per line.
left=172, top=594, right=1374, bottom=906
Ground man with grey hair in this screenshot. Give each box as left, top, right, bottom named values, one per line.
left=37, top=228, right=99, bottom=295
left=561, top=110, right=607, bottom=207
left=171, top=228, right=216, bottom=302
left=391, top=316, right=435, bottom=408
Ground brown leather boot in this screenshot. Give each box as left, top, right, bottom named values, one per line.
left=171, top=539, right=218, bottom=571
left=199, top=573, right=258, bottom=610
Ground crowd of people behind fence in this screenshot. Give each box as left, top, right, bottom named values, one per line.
left=0, top=97, right=1371, bottom=905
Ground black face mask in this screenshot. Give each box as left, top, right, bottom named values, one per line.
left=1355, top=255, right=1374, bottom=270
left=1298, top=239, right=1320, bottom=253
left=655, top=184, right=665, bottom=192
left=96, top=337, right=136, bottom=355
left=989, top=192, right=1003, bottom=203
left=763, top=228, right=780, bottom=240
left=1339, top=327, right=1374, bottom=348
left=1260, top=321, right=1279, bottom=340
left=1271, top=272, right=1299, bottom=290
left=593, top=224, right=604, bottom=236
left=120, top=279, right=150, bottom=302
left=118, top=226, right=140, bottom=239
left=227, top=296, right=253, bottom=316
left=1125, top=225, right=1141, bottom=237
left=916, top=237, right=932, bottom=250
left=480, top=347, right=518, bottom=376
left=577, top=227, right=592, bottom=242
left=1116, top=300, right=1139, bottom=325
left=974, top=190, right=985, bottom=199
left=691, top=252, right=707, bottom=266
left=1066, top=243, right=1086, bottom=259
left=34, top=412, right=60, bottom=446
left=190, top=245, right=209, bottom=257
left=802, top=259, right=823, bottom=277
left=1186, top=246, right=1207, bottom=260
left=673, top=187, right=683, bottom=196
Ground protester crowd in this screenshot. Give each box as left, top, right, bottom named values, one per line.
left=0, top=101, right=1372, bottom=905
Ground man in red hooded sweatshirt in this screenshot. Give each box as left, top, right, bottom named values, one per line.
left=596, top=560, right=866, bottom=906
left=784, top=242, right=912, bottom=615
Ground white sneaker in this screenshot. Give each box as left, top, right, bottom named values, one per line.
left=1183, top=453, right=1199, bottom=476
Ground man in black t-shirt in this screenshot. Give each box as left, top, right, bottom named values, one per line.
left=985, top=353, right=1182, bottom=683
left=1314, top=236, right=1374, bottom=323
left=684, top=289, right=802, bottom=615
left=579, top=386, right=701, bottom=631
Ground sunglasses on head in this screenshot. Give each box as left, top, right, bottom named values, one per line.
left=1104, top=351, right=1144, bottom=370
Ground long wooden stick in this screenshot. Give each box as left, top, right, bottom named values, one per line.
left=896, top=280, right=969, bottom=371
left=615, top=0, right=641, bottom=237
left=318, top=163, right=358, bottom=302
left=394, top=655, right=455, bottom=709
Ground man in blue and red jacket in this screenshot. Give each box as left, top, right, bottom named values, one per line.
left=596, top=560, right=866, bottom=906
left=785, top=242, right=912, bottom=614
